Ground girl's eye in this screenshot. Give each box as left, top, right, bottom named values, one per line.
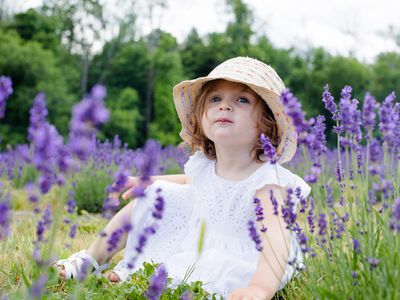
left=238, top=97, right=250, bottom=104
left=211, top=96, right=221, bottom=102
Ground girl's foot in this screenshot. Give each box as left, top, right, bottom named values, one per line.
left=105, top=271, right=121, bottom=283
left=52, top=250, right=109, bottom=279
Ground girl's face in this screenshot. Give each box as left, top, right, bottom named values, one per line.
left=201, top=80, right=263, bottom=149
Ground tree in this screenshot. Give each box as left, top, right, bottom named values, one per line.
left=225, top=0, right=253, bottom=56
left=101, top=87, right=143, bottom=148
left=370, top=52, right=400, bottom=101
left=0, top=29, right=73, bottom=147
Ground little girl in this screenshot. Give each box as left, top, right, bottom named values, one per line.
left=54, top=57, right=311, bottom=299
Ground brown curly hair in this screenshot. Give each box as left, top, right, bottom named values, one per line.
left=182, top=79, right=280, bottom=163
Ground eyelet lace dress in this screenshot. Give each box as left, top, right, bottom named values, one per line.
left=116, top=151, right=311, bottom=298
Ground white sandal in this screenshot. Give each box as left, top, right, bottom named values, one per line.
left=53, top=250, right=110, bottom=279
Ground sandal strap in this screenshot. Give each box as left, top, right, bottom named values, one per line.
left=55, top=250, right=109, bottom=279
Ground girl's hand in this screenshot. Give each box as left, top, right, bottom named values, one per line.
left=226, top=286, right=270, bottom=300
left=108, top=176, right=143, bottom=203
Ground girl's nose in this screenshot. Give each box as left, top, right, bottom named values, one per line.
left=218, top=103, right=232, bottom=111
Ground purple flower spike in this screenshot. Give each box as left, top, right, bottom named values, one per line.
left=69, top=85, right=109, bottom=161
left=378, top=91, right=396, bottom=145
left=152, top=188, right=165, bottom=220
left=389, top=198, right=400, bottom=232
left=253, top=197, right=264, bottom=221
left=69, top=223, right=77, bottom=239
left=28, top=93, right=48, bottom=142
left=281, top=188, right=297, bottom=230
left=145, top=264, right=168, bottom=300
left=269, top=190, right=278, bottom=215
left=362, top=92, right=378, bottom=139
left=248, top=220, right=263, bottom=251
left=352, top=238, right=360, bottom=254
left=368, top=257, right=380, bottom=270
left=29, top=274, right=48, bottom=298
left=317, top=213, right=327, bottom=242
left=0, top=76, right=13, bottom=118
left=322, top=84, right=338, bottom=120
left=260, top=133, right=276, bottom=164
left=0, top=189, right=11, bottom=240
left=280, top=89, right=310, bottom=136
left=180, top=290, right=192, bottom=300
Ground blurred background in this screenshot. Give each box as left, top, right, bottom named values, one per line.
left=0, top=0, right=399, bottom=149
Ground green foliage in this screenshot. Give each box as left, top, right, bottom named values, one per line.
left=11, top=163, right=39, bottom=189
left=370, top=52, right=400, bottom=101
left=101, top=87, right=143, bottom=148
left=0, top=28, right=75, bottom=147
left=149, top=32, right=184, bottom=145
left=71, top=163, right=113, bottom=213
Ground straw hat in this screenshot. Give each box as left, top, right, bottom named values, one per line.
left=172, top=56, right=297, bottom=164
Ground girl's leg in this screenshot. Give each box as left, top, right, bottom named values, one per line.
left=58, top=200, right=134, bottom=278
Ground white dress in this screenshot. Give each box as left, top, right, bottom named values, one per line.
left=116, top=151, right=311, bottom=298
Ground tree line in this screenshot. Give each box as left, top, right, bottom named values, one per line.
left=0, top=0, right=399, bottom=149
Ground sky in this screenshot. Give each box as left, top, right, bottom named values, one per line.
left=12, top=0, right=400, bottom=63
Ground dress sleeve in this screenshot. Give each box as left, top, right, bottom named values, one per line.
left=252, top=163, right=311, bottom=210
left=183, top=151, right=211, bottom=184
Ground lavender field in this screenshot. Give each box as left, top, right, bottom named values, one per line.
left=0, top=76, right=399, bottom=299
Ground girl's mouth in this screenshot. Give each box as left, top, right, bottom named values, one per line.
left=216, top=118, right=233, bottom=123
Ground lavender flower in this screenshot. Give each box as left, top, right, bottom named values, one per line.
left=145, top=264, right=168, bottom=300
left=362, top=92, right=378, bottom=139
left=152, top=188, right=165, bottom=220
left=295, top=186, right=307, bottom=213
left=0, top=76, right=13, bottom=118
left=378, top=91, right=396, bottom=145
left=105, top=221, right=132, bottom=252
left=281, top=188, right=297, bottom=230
left=322, top=84, right=338, bottom=120
left=335, top=161, right=344, bottom=183
left=107, top=228, right=123, bottom=252
left=353, top=238, right=360, bottom=254
left=69, top=223, right=77, bottom=239
left=28, top=93, right=48, bottom=142
left=29, top=274, right=48, bottom=298
left=269, top=190, right=278, bottom=215
left=368, top=257, right=380, bottom=270
left=253, top=197, right=267, bottom=232
left=31, top=122, right=64, bottom=194
left=307, top=115, right=327, bottom=162
left=253, top=197, right=264, bottom=221
left=369, top=138, right=382, bottom=163
left=393, top=103, right=400, bottom=151
left=136, top=225, right=157, bottom=254
left=180, top=290, right=192, bottom=300
left=66, top=190, right=76, bottom=214
left=280, top=89, right=310, bottom=139
left=325, top=182, right=334, bottom=208
left=304, top=165, right=321, bottom=184
left=111, top=168, right=130, bottom=193
left=69, top=85, right=109, bottom=161
left=36, top=205, right=52, bottom=242
left=260, top=133, right=277, bottom=164
left=131, top=140, right=162, bottom=193
left=338, top=86, right=362, bottom=143
left=248, top=220, right=263, bottom=251
left=317, top=213, right=327, bottom=242
left=0, top=189, right=11, bottom=240
left=297, top=231, right=309, bottom=253
left=389, top=198, right=400, bottom=232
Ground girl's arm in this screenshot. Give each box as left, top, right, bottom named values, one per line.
left=227, top=184, right=290, bottom=300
